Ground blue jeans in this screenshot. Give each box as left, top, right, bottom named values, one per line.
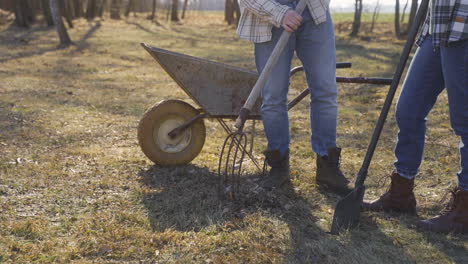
left=254, top=12, right=337, bottom=157
left=394, top=36, right=468, bottom=190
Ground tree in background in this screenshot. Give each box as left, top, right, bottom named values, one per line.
left=41, top=0, right=54, bottom=26
left=182, top=0, right=189, bottom=19
left=50, top=0, right=72, bottom=46
left=148, top=0, right=157, bottom=20
left=171, top=0, right=179, bottom=22
left=394, top=0, right=401, bottom=36
left=14, top=0, right=35, bottom=28
left=61, top=0, right=74, bottom=28
left=111, top=0, right=122, bottom=19
left=370, top=0, right=381, bottom=33
left=225, top=0, right=240, bottom=26
left=125, top=0, right=137, bottom=17
left=408, top=0, right=418, bottom=28
left=72, top=0, right=84, bottom=18
left=350, top=0, right=363, bottom=36
left=86, top=0, right=98, bottom=20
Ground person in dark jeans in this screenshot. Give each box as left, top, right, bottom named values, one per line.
left=363, top=0, right=468, bottom=234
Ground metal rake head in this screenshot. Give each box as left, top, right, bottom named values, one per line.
left=218, top=130, right=248, bottom=200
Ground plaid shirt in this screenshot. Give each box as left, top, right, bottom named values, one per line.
left=237, top=0, right=330, bottom=43
left=417, top=0, right=468, bottom=47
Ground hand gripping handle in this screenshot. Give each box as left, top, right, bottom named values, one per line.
left=234, top=0, right=308, bottom=130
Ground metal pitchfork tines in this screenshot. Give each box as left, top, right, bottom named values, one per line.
left=217, top=0, right=308, bottom=200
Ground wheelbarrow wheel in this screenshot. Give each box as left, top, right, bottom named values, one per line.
left=138, top=100, right=206, bottom=166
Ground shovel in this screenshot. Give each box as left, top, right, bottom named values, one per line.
left=330, top=0, right=429, bottom=234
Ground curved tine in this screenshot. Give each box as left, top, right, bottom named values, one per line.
left=217, top=118, right=263, bottom=172
left=220, top=132, right=239, bottom=199
left=230, top=132, right=246, bottom=196
left=226, top=133, right=241, bottom=198
left=218, top=132, right=232, bottom=176
left=218, top=132, right=236, bottom=199
left=233, top=133, right=248, bottom=195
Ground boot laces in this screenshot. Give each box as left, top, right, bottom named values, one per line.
left=438, top=188, right=459, bottom=216
left=377, top=174, right=392, bottom=193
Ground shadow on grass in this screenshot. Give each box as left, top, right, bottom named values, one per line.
left=139, top=164, right=417, bottom=262
left=75, top=22, right=102, bottom=52
left=414, top=203, right=468, bottom=264
left=138, top=164, right=323, bottom=260
left=0, top=22, right=102, bottom=62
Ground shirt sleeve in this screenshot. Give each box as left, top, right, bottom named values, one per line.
left=239, top=0, right=292, bottom=27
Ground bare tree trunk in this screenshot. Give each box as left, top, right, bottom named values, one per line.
left=125, top=0, right=135, bottom=17
left=110, top=0, right=121, bottom=19
left=72, top=0, right=83, bottom=17
left=14, top=0, right=33, bottom=28
left=225, top=0, right=233, bottom=25
left=86, top=0, right=97, bottom=20
left=42, top=0, right=54, bottom=26
left=350, top=0, right=363, bottom=37
left=401, top=0, right=408, bottom=22
left=61, top=0, right=74, bottom=28
left=408, top=0, right=418, bottom=28
left=166, top=1, right=171, bottom=21
left=182, top=0, right=188, bottom=19
left=149, top=0, right=157, bottom=20
left=98, top=0, right=105, bottom=17
left=171, top=0, right=179, bottom=22
left=50, top=0, right=72, bottom=46
left=233, top=0, right=240, bottom=27
left=395, top=0, right=401, bottom=37
left=370, top=0, right=380, bottom=33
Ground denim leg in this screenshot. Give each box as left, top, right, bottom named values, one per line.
left=254, top=27, right=296, bottom=157
left=394, top=36, right=445, bottom=179
left=440, top=39, right=468, bottom=190
left=295, top=12, right=337, bottom=156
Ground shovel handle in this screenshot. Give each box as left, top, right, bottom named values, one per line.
left=354, top=0, right=429, bottom=187
left=234, top=0, right=308, bottom=130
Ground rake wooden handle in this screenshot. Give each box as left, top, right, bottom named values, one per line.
left=234, top=0, right=308, bottom=130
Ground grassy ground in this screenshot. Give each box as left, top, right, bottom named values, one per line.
left=0, top=12, right=467, bottom=263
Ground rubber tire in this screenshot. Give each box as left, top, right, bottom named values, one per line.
left=138, top=100, right=206, bottom=166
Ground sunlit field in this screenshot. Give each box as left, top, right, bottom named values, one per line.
left=0, top=11, right=466, bottom=263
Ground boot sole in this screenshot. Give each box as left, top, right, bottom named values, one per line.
left=316, top=180, right=353, bottom=196
left=362, top=204, right=417, bottom=216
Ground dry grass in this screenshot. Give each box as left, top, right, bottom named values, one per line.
left=0, top=12, right=467, bottom=263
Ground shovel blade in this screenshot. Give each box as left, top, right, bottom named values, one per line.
left=330, top=185, right=365, bottom=235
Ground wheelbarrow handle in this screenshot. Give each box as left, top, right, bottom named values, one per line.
left=234, top=0, right=308, bottom=130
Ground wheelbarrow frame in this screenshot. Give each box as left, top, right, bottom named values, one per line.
left=140, top=44, right=393, bottom=166
left=163, top=65, right=393, bottom=139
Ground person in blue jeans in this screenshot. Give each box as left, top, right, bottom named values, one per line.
left=363, top=0, right=468, bottom=234
left=237, top=0, right=351, bottom=194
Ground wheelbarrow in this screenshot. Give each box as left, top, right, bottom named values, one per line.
left=138, top=43, right=392, bottom=167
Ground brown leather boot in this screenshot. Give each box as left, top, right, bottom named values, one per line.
left=416, top=188, right=468, bottom=234
left=262, top=149, right=290, bottom=190
left=316, top=147, right=352, bottom=195
left=362, top=172, right=417, bottom=214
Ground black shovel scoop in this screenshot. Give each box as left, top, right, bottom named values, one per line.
left=330, top=0, right=430, bottom=235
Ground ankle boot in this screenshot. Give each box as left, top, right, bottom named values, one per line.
left=362, top=172, right=417, bottom=214
left=316, top=147, right=352, bottom=195
left=416, top=188, right=468, bottom=234
left=262, top=149, right=290, bottom=190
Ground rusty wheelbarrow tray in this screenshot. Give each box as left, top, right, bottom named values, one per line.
left=138, top=43, right=392, bottom=167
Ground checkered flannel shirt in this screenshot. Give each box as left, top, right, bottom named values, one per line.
left=417, top=0, right=468, bottom=47
left=237, top=0, right=330, bottom=43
